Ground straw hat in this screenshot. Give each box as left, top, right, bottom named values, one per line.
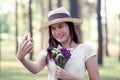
left=39, top=7, right=82, bottom=31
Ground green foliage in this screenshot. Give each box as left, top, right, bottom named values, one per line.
left=81, top=0, right=96, bottom=19
left=0, top=14, right=10, bottom=33
left=99, top=57, right=120, bottom=80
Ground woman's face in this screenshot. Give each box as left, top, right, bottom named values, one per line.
left=51, top=22, right=71, bottom=43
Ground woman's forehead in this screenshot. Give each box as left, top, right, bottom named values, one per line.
left=51, top=22, right=66, bottom=27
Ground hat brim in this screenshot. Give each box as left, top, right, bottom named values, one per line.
left=39, top=18, right=82, bottom=32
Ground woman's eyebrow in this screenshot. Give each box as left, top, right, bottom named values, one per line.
left=58, top=23, right=64, bottom=26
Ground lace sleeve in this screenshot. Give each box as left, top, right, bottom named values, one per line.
left=85, top=44, right=96, bottom=61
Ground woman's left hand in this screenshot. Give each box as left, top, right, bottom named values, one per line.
left=55, top=66, right=81, bottom=80
left=55, top=66, right=68, bottom=79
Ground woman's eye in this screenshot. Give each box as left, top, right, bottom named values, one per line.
left=59, top=25, right=63, bottom=28
left=51, top=27, right=56, bottom=30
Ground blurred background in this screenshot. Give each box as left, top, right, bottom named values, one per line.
left=0, top=0, right=120, bottom=80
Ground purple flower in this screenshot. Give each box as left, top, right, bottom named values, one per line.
left=51, top=45, right=72, bottom=68
left=60, top=48, right=71, bottom=58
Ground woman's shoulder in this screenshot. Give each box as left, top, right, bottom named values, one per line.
left=76, top=43, right=96, bottom=61
left=76, top=43, right=92, bottom=49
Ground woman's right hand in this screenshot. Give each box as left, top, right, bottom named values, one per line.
left=17, top=33, right=33, bottom=60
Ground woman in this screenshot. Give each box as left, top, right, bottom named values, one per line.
left=17, top=7, right=100, bottom=80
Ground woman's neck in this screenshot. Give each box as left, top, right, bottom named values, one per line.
left=61, top=41, right=78, bottom=49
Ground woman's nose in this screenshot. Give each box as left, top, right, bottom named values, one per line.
left=55, top=28, right=61, bottom=35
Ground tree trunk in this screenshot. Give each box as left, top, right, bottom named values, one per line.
left=97, top=0, right=103, bottom=65
left=0, top=16, right=1, bottom=58
left=15, top=0, right=18, bottom=54
left=69, top=0, right=82, bottom=42
left=21, top=1, right=27, bottom=33
left=119, top=14, right=120, bottom=61
left=49, top=0, right=52, bottom=11
left=104, top=0, right=109, bottom=56
left=40, top=0, right=45, bottom=50
left=57, top=0, right=62, bottom=7
left=29, top=0, right=33, bottom=60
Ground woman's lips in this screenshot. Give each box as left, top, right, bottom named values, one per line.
left=56, top=34, right=64, bottom=39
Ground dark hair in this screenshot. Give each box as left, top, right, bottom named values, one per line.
left=47, top=22, right=80, bottom=61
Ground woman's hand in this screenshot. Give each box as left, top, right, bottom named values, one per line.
left=55, top=66, right=81, bottom=80
left=55, top=66, right=66, bottom=79
left=17, top=33, right=33, bottom=60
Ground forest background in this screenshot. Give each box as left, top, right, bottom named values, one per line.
left=0, top=0, right=120, bottom=80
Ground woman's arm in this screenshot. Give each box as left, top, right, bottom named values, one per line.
left=85, top=56, right=100, bottom=80
left=17, top=55, right=47, bottom=74
left=17, top=33, right=46, bottom=74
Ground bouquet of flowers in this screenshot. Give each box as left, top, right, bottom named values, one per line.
left=51, top=45, right=71, bottom=80
left=51, top=45, right=71, bottom=68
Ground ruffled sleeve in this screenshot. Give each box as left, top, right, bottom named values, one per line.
left=85, top=44, right=96, bottom=61
left=39, top=49, right=48, bottom=56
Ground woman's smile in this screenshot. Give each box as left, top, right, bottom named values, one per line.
left=55, top=33, right=64, bottom=40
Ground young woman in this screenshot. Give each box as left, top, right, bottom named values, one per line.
left=17, top=7, right=100, bottom=80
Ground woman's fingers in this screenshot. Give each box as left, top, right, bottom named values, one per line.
left=55, top=66, right=69, bottom=79
left=20, top=33, right=32, bottom=49
left=20, top=33, right=28, bottom=45
left=27, top=33, right=31, bottom=40
left=22, top=39, right=32, bottom=52
left=20, top=33, right=32, bottom=44
left=17, top=33, right=33, bottom=60
left=19, top=33, right=33, bottom=53
left=24, top=41, right=33, bottom=52
left=56, top=66, right=60, bottom=72
left=55, top=66, right=62, bottom=78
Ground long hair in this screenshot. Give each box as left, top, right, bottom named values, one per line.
left=47, top=22, right=81, bottom=61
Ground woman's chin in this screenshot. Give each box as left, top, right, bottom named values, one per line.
left=56, top=39, right=65, bottom=43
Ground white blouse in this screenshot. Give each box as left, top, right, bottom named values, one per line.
left=39, top=43, right=96, bottom=80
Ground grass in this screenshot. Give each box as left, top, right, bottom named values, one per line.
left=1, top=54, right=120, bottom=80
left=99, top=57, right=120, bottom=80
left=1, top=54, right=48, bottom=80
left=1, top=34, right=120, bottom=80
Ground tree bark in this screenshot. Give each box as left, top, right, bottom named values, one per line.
left=69, top=0, right=82, bottom=42
left=21, top=1, right=27, bottom=33
left=57, top=0, right=62, bottom=7
left=40, top=0, right=45, bottom=50
left=104, top=0, right=109, bottom=56
left=97, top=0, right=103, bottom=65
left=29, top=0, right=33, bottom=60
left=49, top=0, right=52, bottom=11
left=119, top=14, right=120, bottom=61
left=15, top=0, right=18, bottom=54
